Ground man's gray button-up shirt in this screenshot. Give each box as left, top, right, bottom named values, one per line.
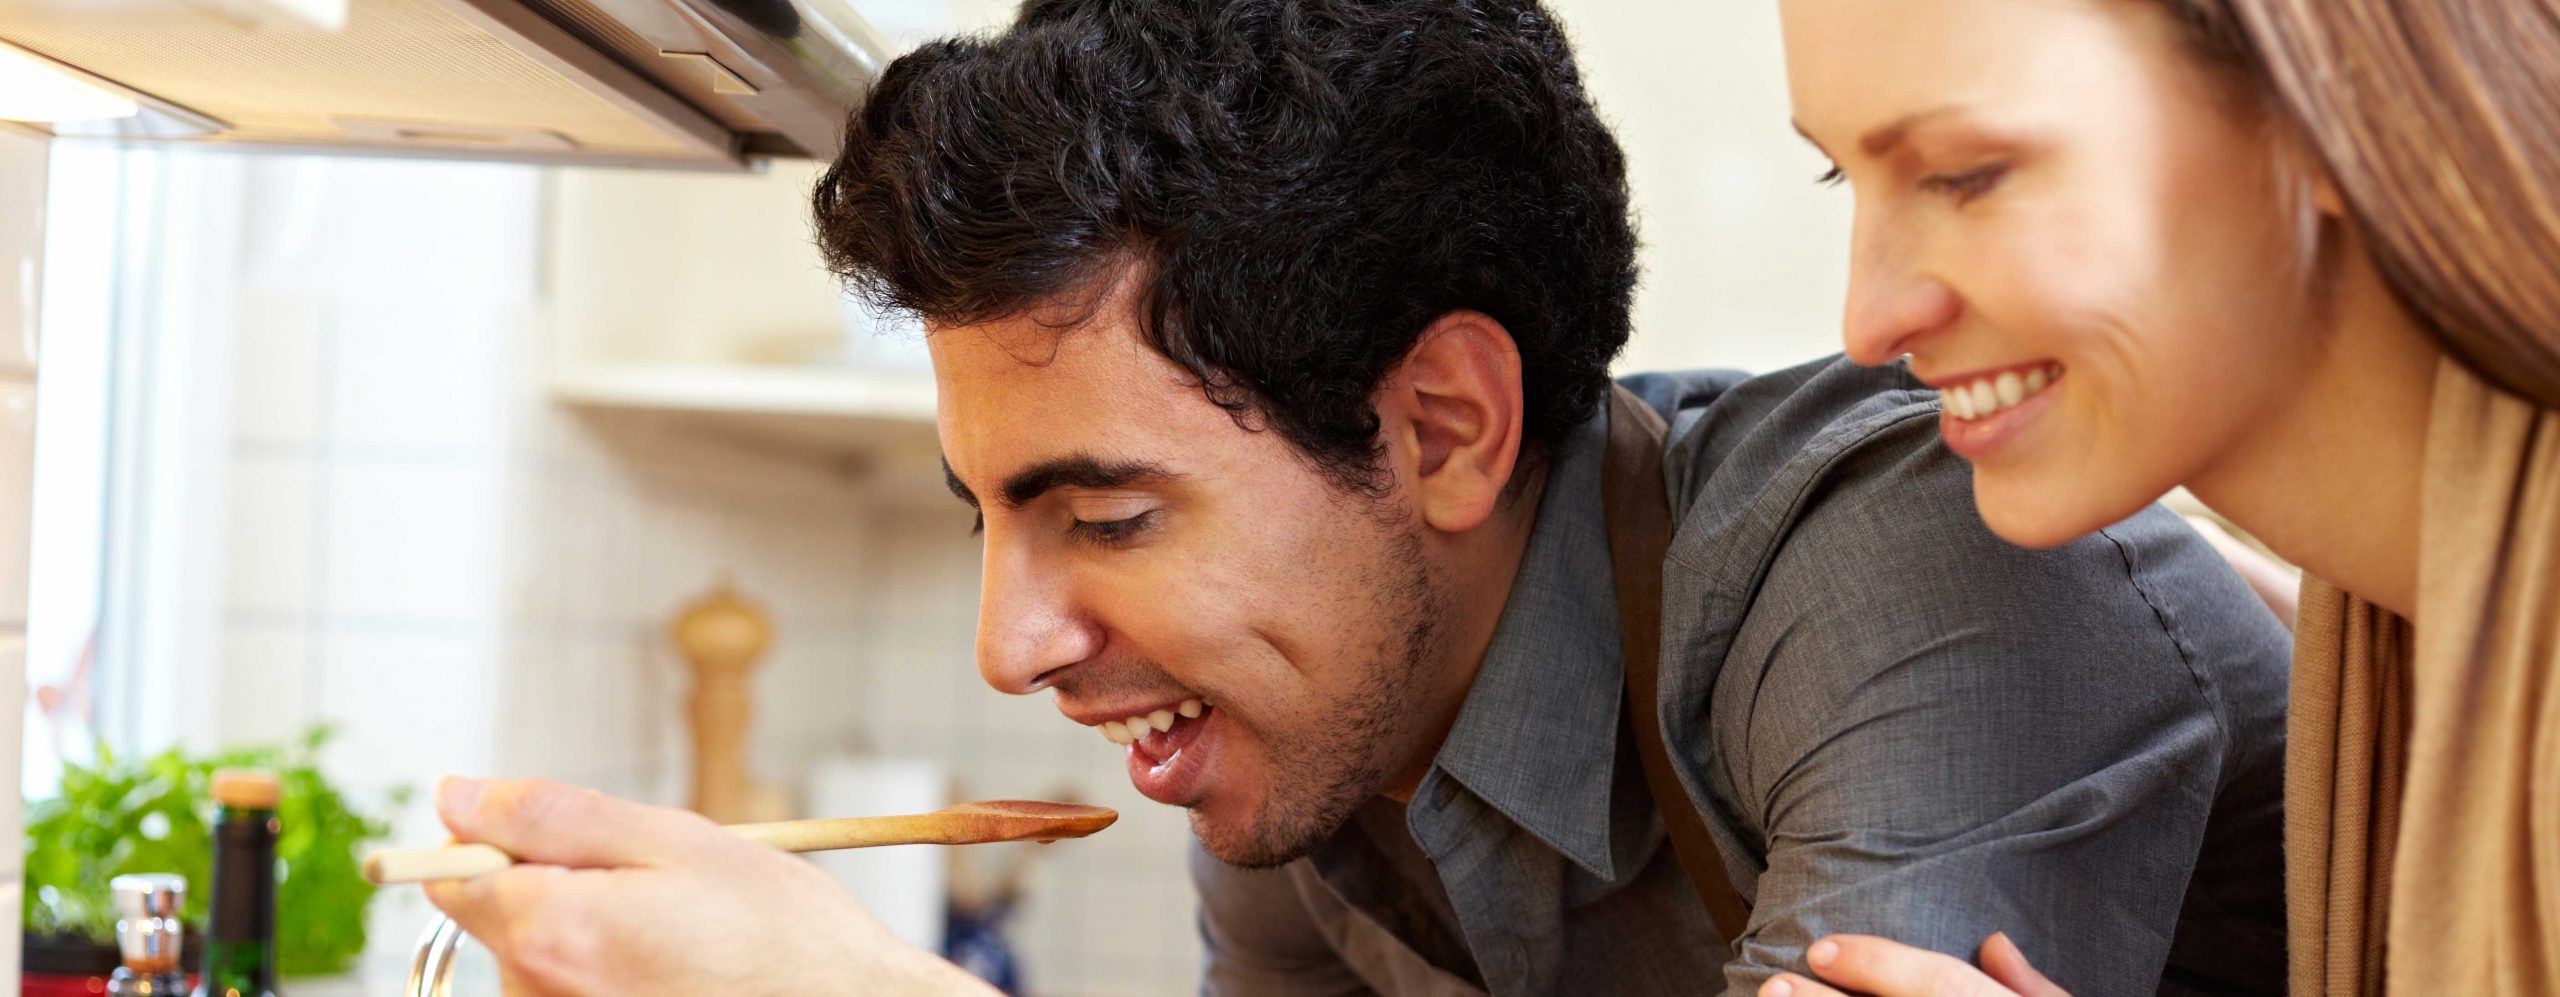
left=1193, top=359, right=2291, bottom=997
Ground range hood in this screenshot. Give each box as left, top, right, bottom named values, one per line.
left=0, top=0, right=899, bottom=169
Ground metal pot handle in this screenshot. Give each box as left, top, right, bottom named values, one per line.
left=405, top=914, right=472, bottom=997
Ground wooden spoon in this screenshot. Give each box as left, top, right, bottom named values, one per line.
left=363, top=800, right=1118, bottom=885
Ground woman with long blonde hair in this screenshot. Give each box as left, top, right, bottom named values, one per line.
left=1767, top=0, right=2560, bottom=994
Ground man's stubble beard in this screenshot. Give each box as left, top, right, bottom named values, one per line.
left=1194, top=528, right=1446, bottom=869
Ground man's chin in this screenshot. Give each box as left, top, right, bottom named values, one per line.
left=1186, top=790, right=1361, bottom=870
left=1190, top=814, right=1317, bottom=870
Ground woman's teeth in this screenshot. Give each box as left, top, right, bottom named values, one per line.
left=1099, top=698, right=1207, bottom=745
left=1941, top=363, right=2062, bottom=422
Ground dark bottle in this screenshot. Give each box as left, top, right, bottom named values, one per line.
left=194, top=769, right=281, bottom=997
left=108, top=872, right=188, bottom=996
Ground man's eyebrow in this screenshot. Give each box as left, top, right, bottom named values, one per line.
left=939, top=454, right=1178, bottom=512
left=999, top=455, right=1176, bottom=508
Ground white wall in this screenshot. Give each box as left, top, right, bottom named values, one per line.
left=1551, top=0, right=1854, bottom=374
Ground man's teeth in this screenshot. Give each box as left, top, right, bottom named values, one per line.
left=1941, top=363, right=2062, bottom=422
left=1098, top=699, right=1207, bottom=745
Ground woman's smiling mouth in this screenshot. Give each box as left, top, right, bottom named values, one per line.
left=1930, top=361, right=2066, bottom=461
left=1936, top=361, right=2064, bottom=421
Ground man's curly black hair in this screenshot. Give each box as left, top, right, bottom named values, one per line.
left=813, top=0, right=1637, bottom=492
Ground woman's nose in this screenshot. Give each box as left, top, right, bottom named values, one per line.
left=975, top=540, right=1103, bottom=695
left=1841, top=212, right=1965, bottom=366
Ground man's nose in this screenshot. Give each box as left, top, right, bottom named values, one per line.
left=975, top=541, right=1103, bottom=695
left=1840, top=209, right=1966, bottom=367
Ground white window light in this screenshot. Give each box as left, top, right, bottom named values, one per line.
left=0, top=45, right=139, bottom=124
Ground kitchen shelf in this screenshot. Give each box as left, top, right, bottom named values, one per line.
left=539, top=167, right=951, bottom=503
left=554, top=361, right=937, bottom=423
left=552, top=362, right=946, bottom=485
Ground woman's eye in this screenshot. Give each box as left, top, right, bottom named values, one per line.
left=1067, top=510, right=1159, bottom=547
left=1814, top=164, right=1845, bottom=187
left=1918, top=164, right=2009, bottom=205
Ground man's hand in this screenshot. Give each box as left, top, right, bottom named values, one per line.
left=1758, top=933, right=2068, bottom=997
left=422, top=776, right=996, bottom=997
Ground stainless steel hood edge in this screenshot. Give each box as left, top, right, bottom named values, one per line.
left=598, top=0, right=895, bottom=160
left=0, top=0, right=898, bottom=169
left=440, top=0, right=741, bottom=165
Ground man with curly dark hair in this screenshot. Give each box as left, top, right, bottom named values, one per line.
left=423, top=1, right=2290, bottom=994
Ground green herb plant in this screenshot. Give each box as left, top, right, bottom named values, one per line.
left=22, top=724, right=409, bottom=977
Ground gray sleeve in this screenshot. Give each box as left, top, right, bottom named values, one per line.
left=1707, top=432, right=2229, bottom=997
left=1191, top=838, right=1378, bottom=997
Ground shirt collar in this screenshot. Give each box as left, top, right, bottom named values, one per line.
left=1422, top=404, right=1630, bottom=880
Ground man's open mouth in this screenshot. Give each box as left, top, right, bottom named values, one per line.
left=1096, top=697, right=1207, bottom=749
left=1087, top=699, right=1221, bottom=805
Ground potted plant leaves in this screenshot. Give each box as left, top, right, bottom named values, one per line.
left=21, top=725, right=405, bottom=983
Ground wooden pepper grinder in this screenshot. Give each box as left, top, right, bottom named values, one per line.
left=672, top=578, right=791, bottom=824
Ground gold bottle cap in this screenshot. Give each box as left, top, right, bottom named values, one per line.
left=211, top=769, right=282, bottom=810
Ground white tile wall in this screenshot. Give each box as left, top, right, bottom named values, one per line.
left=226, top=287, right=324, bottom=447
left=214, top=622, right=314, bottom=747
left=313, top=627, right=503, bottom=791
left=321, top=300, right=515, bottom=454
left=219, top=453, right=316, bottom=616
left=316, top=459, right=506, bottom=624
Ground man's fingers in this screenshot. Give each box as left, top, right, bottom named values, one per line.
left=500, top=965, right=557, bottom=997
left=423, top=864, right=564, bottom=959
left=1807, top=935, right=2019, bottom=997
left=437, top=776, right=720, bottom=869
left=1978, top=933, right=2069, bottom=997
left=424, top=864, right=603, bottom=995
left=1762, top=973, right=1855, bottom=997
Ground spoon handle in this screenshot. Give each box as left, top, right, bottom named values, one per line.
left=363, top=805, right=1110, bottom=885
left=364, top=844, right=517, bottom=885
left=728, top=813, right=956, bottom=851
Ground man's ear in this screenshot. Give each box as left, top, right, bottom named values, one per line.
left=1381, top=311, right=1525, bottom=534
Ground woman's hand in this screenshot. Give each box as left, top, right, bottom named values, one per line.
left=1760, top=932, right=2069, bottom=997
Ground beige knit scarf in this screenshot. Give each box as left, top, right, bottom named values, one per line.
left=2288, top=358, right=2560, bottom=995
